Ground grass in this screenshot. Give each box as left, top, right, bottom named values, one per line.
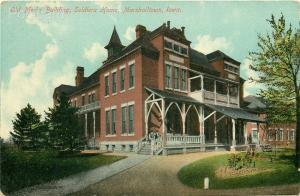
left=0, top=149, right=126, bottom=194
left=178, top=150, right=300, bottom=189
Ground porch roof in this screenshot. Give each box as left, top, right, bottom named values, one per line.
left=205, top=104, right=264, bottom=123
left=145, top=87, right=202, bottom=104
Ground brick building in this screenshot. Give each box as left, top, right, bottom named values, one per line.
left=53, top=21, right=263, bottom=155
left=244, top=95, right=296, bottom=148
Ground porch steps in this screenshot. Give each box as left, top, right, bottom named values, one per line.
left=138, top=144, right=152, bottom=155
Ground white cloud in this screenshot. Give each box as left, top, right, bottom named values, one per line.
left=194, top=35, right=231, bottom=54
left=0, top=43, right=74, bottom=139
left=83, top=42, right=106, bottom=63
left=240, top=58, right=262, bottom=97
left=124, top=26, right=135, bottom=42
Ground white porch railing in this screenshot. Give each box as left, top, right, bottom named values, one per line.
left=78, top=101, right=100, bottom=113
left=166, top=135, right=203, bottom=145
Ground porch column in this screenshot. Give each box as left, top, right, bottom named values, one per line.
left=231, top=118, right=236, bottom=150
left=244, top=121, right=248, bottom=145
left=145, top=102, right=148, bottom=137
left=93, top=111, right=96, bottom=138
left=227, top=82, right=230, bottom=106
left=182, top=103, right=186, bottom=154
left=162, top=99, right=167, bottom=155
left=214, top=113, right=217, bottom=144
left=85, top=113, right=88, bottom=137
left=201, top=106, right=205, bottom=144
left=214, top=80, right=217, bottom=105
left=182, top=103, right=186, bottom=135
left=257, top=122, right=260, bottom=144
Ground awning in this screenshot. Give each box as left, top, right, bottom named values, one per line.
left=205, top=104, right=264, bottom=123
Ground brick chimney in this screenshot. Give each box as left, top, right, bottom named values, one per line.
left=135, top=25, right=147, bottom=39
left=75, top=66, right=84, bottom=87
left=181, top=26, right=185, bottom=35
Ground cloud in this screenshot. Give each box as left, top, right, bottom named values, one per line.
left=83, top=42, right=106, bottom=63
left=1, top=43, right=74, bottom=139
left=240, top=58, right=262, bottom=97
left=194, top=35, right=231, bottom=54
left=124, top=26, right=135, bottom=42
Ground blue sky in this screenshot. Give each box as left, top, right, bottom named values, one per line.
left=1, top=1, right=299, bottom=139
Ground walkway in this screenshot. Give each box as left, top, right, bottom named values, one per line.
left=11, top=153, right=150, bottom=196
left=71, top=151, right=300, bottom=196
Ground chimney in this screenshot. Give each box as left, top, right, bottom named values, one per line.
left=75, top=66, right=84, bottom=87
left=135, top=25, right=147, bottom=39
left=167, top=21, right=170, bottom=29
left=181, top=26, right=185, bottom=35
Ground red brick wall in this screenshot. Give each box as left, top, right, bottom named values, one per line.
left=99, top=51, right=144, bottom=142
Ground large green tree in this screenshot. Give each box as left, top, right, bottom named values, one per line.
left=45, top=93, right=85, bottom=151
left=250, top=14, right=300, bottom=168
left=10, top=104, right=43, bottom=150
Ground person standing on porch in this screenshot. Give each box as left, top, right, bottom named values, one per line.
left=149, top=131, right=155, bottom=155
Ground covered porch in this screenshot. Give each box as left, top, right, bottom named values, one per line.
left=143, top=87, right=263, bottom=155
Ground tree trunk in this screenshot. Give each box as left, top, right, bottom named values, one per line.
left=296, top=95, right=300, bottom=169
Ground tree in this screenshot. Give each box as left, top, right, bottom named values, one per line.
left=10, top=104, right=43, bottom=150
left=45, top=93, right=85, bottom=151
left=249, top=14, right=300, bottom=168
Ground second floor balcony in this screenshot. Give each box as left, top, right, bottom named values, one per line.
left=188, top=75, right=240, bottom=107
left=78, top=101, right=101, bottom=114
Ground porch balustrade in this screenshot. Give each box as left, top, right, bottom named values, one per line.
left=78, top=101, right=100, bottom=113
left=166, top=135, right=203, bottom=145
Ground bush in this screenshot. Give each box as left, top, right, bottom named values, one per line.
left=228, top=152, right=255, bottom=170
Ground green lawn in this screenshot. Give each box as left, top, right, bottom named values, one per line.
left=0, top=149, right=126, bottom=194
left=178, top=150, right=300, bottom=189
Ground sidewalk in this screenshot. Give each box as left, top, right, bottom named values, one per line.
left=10, top=153, right=150, bottom=196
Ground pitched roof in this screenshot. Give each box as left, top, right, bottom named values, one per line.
left=145, top=87, right=201, bottom=104
left=206, top=104, right=264, bottom=122
left=102, top=31, right=159, bottom=66
left=53, top=84, right=76, bottom=98
left=190, top=49, right=219, bottom=76
left=243, top=95, right=266, bottom=110
left=207, top=50, right=240, bottom=65
left=104, top=26, right=124, bottom=49
left=70, top=69, right=100, bottom=95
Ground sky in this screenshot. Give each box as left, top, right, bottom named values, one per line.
left=1, top=1, right=299, bottom=139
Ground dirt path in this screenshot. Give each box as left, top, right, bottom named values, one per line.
left=71, top=151, right=300, bottom=196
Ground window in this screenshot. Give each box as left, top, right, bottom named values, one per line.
left=120, top=68, right=125, bottom=91
left=181, top=69, right=187, bottom=91
left=180, top=47, right=187, bottom=55
left=129, top=64, right=135, bottom=88
left=268, top=129, right=273, bottom=141
left=229, top=84, right=238, bottom=97
left=164, top=40, right=172, bottom=49
left=128, top=105, right=134, bottom=134
left=165, top=64, right=172, bottom=88
left=289, top=130, right=295, bottom=141
left=203, top=78, right=214, bottom=92
left=173, top=44, right=179, bottom=52
left=105, top=75, right=109, bottom=96
left=174, top=67, right=179, bottom=89
left=279, top=129, right=283, bottom=141
left=81, top=95, right=85, bottom=105
left=121, top=107, right=127, bottom=134
left=105, top=110, right=110, bottom=135
left=112, top=72, right=117, bottom=94
left=91, top=93, right=95, bottom=102
left=224, top=63, right=239, bottom=74
left=216, top=81, right=227, bottom=95
left=111, top=109, right=116, bottom=135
